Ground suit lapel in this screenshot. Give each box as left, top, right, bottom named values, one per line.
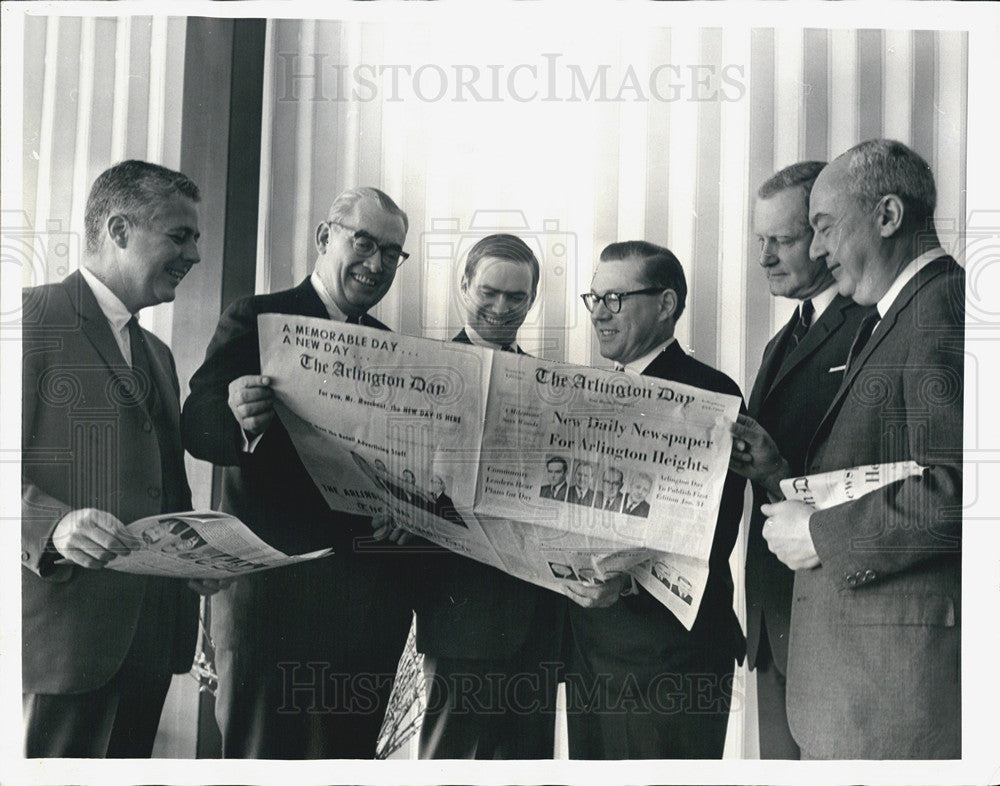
left=768, top=296, right=851, bottom=395
left=66, top=271, right=130, bottom=371
left=748, top=312, right=797, bottom=413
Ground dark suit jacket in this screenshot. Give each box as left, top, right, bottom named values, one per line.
left=593, top=491, right=624, bottom=512
left=787, top=256, right=963, bottom=758
left=21, top=271, right=197, bottom=694
left=181, top=279, right=413, bottom=669
left=567, top=341, right=747, bottom=677
left=540, top=482, right=567, bottom=501
left=412, top=330, right=563, bottom=660
left=566, top=486, right=594, bottom=506
left=622, top=497, right=650, bottom=518
left=744, top=294, right=870, bottom=673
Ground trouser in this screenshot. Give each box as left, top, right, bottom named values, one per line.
left=753, top=625, right=800, bottom=760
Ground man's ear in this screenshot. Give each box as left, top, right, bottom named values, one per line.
left=875, top=194, right=905, bottom=238
left=659, top=289, right=678, bottom=322
left=459, top=274, right=470, bottom=296
left=315, top=221, right=330, bottom=253
left=106, top=215, right=128, bottom=249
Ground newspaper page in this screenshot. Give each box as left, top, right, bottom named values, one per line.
left=107, top=510, right=333, bottom=579
left=779, top=460, right=927, bottom=510
left=259, top=315, right=740, bottom=628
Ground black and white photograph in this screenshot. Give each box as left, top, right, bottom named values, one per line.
left=3, top=1, right=999, bottom=784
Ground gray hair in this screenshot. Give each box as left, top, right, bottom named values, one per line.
left=841, top=139, right=936, bottom=227
left=327, top=187, right=409, bottom=233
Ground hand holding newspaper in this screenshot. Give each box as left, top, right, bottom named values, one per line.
left=103, top=510, right=332, bottom=579
left=258, top=315, right=741, bottom=629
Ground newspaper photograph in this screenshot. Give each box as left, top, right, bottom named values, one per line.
left=259, top=314, right=740, bottom=628
left=779, top=460, right=927, bottom=510
left=107, top=510, right=333, bottom=580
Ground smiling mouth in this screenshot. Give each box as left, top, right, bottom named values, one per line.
left=479, top=311, right=515, bottom=327
left=350, top=270, right=381, bottom=288
left=597, top=328, right=618, bottom=339
left=165, top=266, right=188, bottom=284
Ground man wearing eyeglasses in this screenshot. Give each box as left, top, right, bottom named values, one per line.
left=183, top=187, right=415, bottom=758
left=566, top=241, right=747, bottom=758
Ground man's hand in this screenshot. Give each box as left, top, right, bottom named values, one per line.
left=729, top=414, right=791, bottom=495
left=370, top=510, right=412, bottom=545
left=51, top=508, right=142, bottom=569
left=228, top=375, right=275, bottom=437
left=188, top=578, right=234, bottom=596
left=563, top=573, right=628, bottom=609
left=760, top=500, right=820, bottom=570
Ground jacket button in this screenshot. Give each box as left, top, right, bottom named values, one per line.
left=846, top=574, right=857, bottom=587
left=864, top=569, right=876, bottom=582
left=148, top=487, right=161, bottom=499
left=22, top=551, right=30, bottom=562
left=142, top=421, right=152, bottom=432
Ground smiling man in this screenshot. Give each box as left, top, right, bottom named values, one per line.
left=22, top=160, right=217, bottom=757
left=183, top=187, right=415, bottom=758
left=567, top=241, right=746, bottom=759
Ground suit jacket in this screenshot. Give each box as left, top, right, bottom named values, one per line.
left=540, top=482, right=567, bottom=501
left=622, top=497, right=650, bottom=518
left=412, top=330, right=563, bottom=660
left=567, top=341, right=747, bottom=676
left=786, top=256, right=963, bottom=758
left=21, top=271, right=197, bottom=694
left=593, top=491, right=624, bottom=512
left=566, top=486, right=594, bottom=506
left=181, top=279, right=413, bottom=668
left=744, top=294, right=871, bottom=673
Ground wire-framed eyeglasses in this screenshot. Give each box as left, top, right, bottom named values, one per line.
left=328, top=221, right=410, bottom=268
left=580, top=288, right=666, bottom=314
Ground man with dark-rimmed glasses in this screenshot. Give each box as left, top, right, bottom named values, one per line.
left=566, top=240, right=747, bottom=759
left=183, top=187, right=415, bottom=758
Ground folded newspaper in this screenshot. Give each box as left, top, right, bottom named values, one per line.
left=259, top=315, right=741, bottom=629
left=106, top=510, right=332, bottom=579
left=779, top=461, right=927, bottom=510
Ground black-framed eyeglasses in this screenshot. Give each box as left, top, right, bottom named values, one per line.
left=328, top=221, right=410, bottom=268
left=580, top=288, right=665, bottom=314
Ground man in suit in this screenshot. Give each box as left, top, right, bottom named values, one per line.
left=732, top=139, right=963, bottom=758
left=540, top=455, right=569, bottom=500
left=621, top=472, right=652, bottom=518
left=566, top=461, right=596, bottom=506
left=413, top=233, right=567, bottom=759
left=567, top=241, right=746, bottom=758
left=21, top=160, right=217, bottom=757
left=182, top=187, right=415, bottom=758
left=429, top=474, right=465, bottom=527
left=742, top=161, right=871, bottom=759
left=592, top=467, right=625, bottom=511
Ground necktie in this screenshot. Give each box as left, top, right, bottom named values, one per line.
left=846, top=311, right=880, bottom=371
left=789, top=299, right=814, bottom=349
left=127, top=316, right=157, bottom=413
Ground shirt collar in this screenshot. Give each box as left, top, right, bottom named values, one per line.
left=806, top=282, right=839, bottom=322
left=79, top=266, right=134, bottom=332
left=310, top=271, right=350, bottom=321
left=622, top=337, right=676, bottom=376
left=876, top=247, right=946, bottom=318
left=464, top=323, right=519, bottom=353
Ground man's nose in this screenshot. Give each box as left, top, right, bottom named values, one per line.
left=362, top=249, right=385, bottom=273
left=758, top=239, right=777, bottom=266
left=185, top=238, right=201, bottom=265
left=809, top=232, right=825, bottom=262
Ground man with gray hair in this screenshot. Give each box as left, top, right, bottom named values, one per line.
left=183, top=187, right=415, bottom=758
left=22, top=160, right=217, bottom=756
left=732, top=140, right=963, bottom=758
left=742, top=161, right=871, bottom=758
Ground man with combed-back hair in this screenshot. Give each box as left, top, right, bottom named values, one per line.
left=183, top=186, right=415, bottom=758
left=22, top=160, right=218, bottom=757
left=742, top=161, right=872, bottom=759
left=731, top=139, right=963, bottom=758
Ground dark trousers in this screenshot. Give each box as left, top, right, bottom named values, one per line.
left=419, top=652, right=560, bottom=759
left=753, top=626, right=800, bottom=759
left=23, top=579, right=177, bottom=758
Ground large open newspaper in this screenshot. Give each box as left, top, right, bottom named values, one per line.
left=259, top=315, right=740, bottom=629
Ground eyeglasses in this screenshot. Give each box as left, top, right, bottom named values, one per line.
left=328, top=221, right=410, bottom=268
left=580, top=288, right=665, bottom=314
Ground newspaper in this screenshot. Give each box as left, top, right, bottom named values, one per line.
left=259, top=315, right=741, bottom=629
left=106, top=510, right=332, bottom=579
left=779, top=461, right=927, bottom=510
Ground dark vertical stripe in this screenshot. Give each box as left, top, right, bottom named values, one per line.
left=745, top=28, right=776, bottom=391
left=911, top=31, right=936, bottom=167
left=802, top=29, right=829, bottom=160
left=691, top=29, right=724, bottom=368
left=857, top=30, right=884, bottom=143
left=219, top=19, right=266, bottom=311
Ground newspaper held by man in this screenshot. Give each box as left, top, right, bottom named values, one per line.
left=106, top=510, right=332, bottom=579
left=779, top=460, right=927, bottom=510
left=258, top=314, right=740, bottom=629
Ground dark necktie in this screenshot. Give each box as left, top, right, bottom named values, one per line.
left=846, top=311, right=880, bottom=371
left=789, top=299, right=814, bottom=349
left=127, top=316, right=158, bottom=413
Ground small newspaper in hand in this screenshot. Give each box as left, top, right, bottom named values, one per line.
left=106, top=510, right=332, bottom=579
left=779, top=460, right=926, bottom=510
